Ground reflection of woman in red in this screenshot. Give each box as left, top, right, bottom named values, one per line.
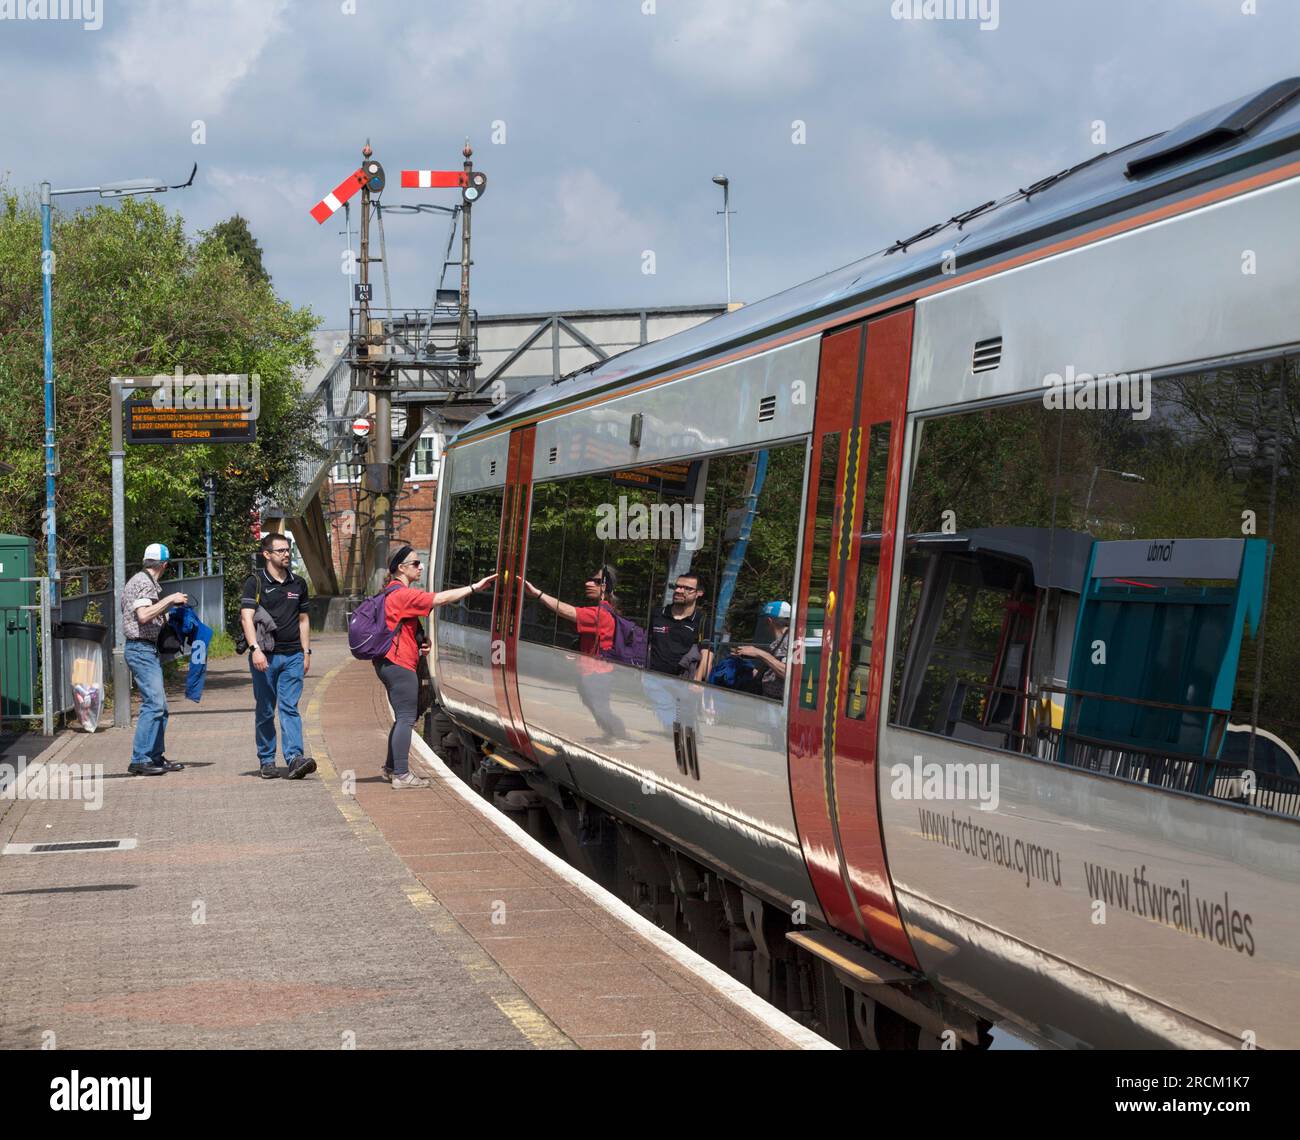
left=525, top=565, right=629, bottom=743
left=524, top=565, right=618, bottom=655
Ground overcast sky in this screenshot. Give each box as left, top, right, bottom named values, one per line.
left=3, top=0, right=1297, bottom=329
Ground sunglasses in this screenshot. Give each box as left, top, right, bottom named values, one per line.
left=402, top=559, right=424, bottom=569
left=671, top=582, right=700, bottom=592
left=586, top=574, right=606, bottom=585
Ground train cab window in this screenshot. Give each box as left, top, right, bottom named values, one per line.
left=441, top=488, right=503, bottom=630
left=888, top=360, right=1298, bottom=815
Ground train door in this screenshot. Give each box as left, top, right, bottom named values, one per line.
left=788, top=309, right=917, bottom=966
left=488, top=426, right=536, bottom=760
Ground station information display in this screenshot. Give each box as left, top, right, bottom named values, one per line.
left=123, top=400, right=256, bottom=445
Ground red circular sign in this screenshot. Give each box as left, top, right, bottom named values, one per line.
left=351, top=417, right=371, bottom=437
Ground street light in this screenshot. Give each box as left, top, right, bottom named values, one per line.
left=1083, top=466, right=1146, bottom=528
left=712, top=175, right=733, bottom=308
left=39, top=163, right=196, bottom=587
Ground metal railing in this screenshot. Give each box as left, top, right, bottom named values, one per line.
left=0, top=564, right=227, bottom=737
left=929, top=674, right=1300, bottom=817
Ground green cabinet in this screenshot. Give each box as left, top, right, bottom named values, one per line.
left=0, top=535, right=36, bottom=720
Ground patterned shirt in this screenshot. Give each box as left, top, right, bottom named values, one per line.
left=120, top=570, right=163, bottom=641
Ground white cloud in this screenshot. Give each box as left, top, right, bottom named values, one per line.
left=651, top=0, right=828, bottom=96
left=205, top=165, right=316, bottom=219
left=103, top=0, right=289, bottom=112
left=546, top=168, right=654, bottom=264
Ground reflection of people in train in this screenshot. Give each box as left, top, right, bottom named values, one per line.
left=643, top=572, right=713, bottom=731
left=524, top=565, right=631, bottom=743
left=733, top=600, right=790, bottom=701
left=524, top=564, right=618, bottom=654
left=647, top=574, right=713, bottom=680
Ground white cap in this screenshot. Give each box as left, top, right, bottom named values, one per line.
left=143, top=542, right=170, bottom=562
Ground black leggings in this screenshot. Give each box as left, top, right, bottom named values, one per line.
left=374, top=658, right=419, bottom=776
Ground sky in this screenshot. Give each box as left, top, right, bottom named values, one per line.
left=2, top=0, right=1297, bottom=330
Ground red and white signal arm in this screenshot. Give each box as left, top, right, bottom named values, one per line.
left=310, top=159, right=385, bottom=224
left=351, top=417, right=372, bottom=438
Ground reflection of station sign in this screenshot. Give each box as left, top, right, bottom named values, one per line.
left=611, top=460, right=699, bottom=498
left=124, top=400, right=256, bottom=445
left=1091, top=538, right=1247, bottom=582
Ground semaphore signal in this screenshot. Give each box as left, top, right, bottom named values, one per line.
left=309, top=141, right=487, bottom=594
left=310, top=158, right=385, bottom=224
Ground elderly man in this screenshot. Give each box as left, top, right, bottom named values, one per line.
left=120, top=542, right=190, bottom=776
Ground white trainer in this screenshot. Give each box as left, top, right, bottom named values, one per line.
left=391, top=771, right=431, bottom=789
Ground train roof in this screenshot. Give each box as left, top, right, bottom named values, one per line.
left=455, top=78, right=1300, bottom=445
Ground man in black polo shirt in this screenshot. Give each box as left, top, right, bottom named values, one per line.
left=239, top=534, right=314, bottom=780
left=643, top=572, right=713, bottom=730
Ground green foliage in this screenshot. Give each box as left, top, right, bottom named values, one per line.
left=203, top=214, right=270, bottom=286
left=0, top=188, right=322, bottom=625
left=207, top=630, right=237, bottom=660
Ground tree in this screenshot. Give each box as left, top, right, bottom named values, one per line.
left=204, top=214, right=271, bottom=285
left=0, top=188, right=322, bottom=627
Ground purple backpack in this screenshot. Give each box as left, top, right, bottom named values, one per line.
left=348, top=582, right=403, bottom=660
left=597, top=602, right=648, bottom=668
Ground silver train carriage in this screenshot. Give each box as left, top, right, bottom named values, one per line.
left=430, top=79, right=1300, bottom=1049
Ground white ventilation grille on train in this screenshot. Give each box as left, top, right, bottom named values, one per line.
left=758, top=394, right=777, bottom=422
left=489, top=460, right=497, bottom=477
left=548, top=446, right=558, bottom=463
left=972, top=336, right=1002, bottom=373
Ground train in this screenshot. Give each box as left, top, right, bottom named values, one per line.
left=427, top=77, right=1300, bottom=1049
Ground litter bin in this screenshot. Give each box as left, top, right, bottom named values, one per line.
left=56, top=620, right=108, bottom=733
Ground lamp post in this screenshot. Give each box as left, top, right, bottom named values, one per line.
left=1083, top=466, right=1146, bottom=528
left=39, top=165, right=196, bottom=587
left=712, top=175, right=733, bottom=307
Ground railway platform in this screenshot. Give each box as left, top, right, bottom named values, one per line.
left=0, top=635, right=823, bottom=1051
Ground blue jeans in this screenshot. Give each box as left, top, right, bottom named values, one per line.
left=124, top=639, right=168, bottom=766
left=250, top=651, right=305, bottom=766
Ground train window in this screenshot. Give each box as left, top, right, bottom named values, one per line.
left=519, top=481, right=566, bottom=647
left=602, top=468, right=665, bottom=637
left=650, top=458, right=711, bottom=612
left=846, top=422, right=892, bottom=719
left=441, top=488, right=503, bottom=630
left=796, top=432, right=841, bottom=710
left=517, top=446, right=806, bottom=690
left=705, top=442, right=807, bottom=701
left=889, top=359, right=1298, bottom=814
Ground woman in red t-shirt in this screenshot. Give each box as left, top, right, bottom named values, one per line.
left=376, top=544, right=495, bottom=787
left=524, top=564, right=629, bottom=742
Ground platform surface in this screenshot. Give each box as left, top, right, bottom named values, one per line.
left=0, top=637, right=811, bottom=1050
